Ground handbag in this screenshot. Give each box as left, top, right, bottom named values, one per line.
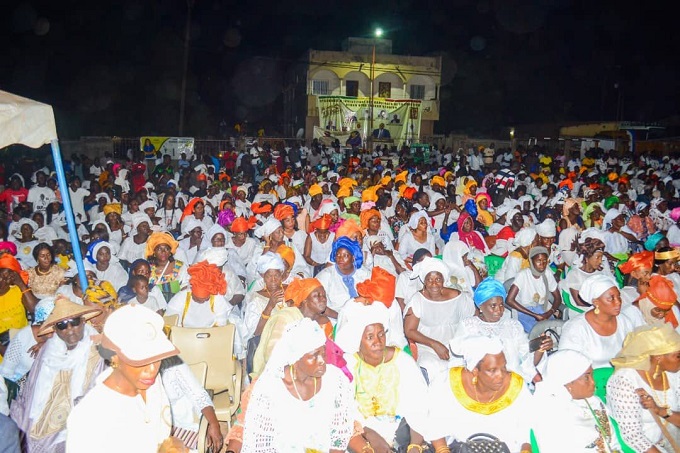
left=450, top=433, right=510, bottom=453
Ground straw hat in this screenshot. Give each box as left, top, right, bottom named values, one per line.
left=37, top=295, right=103, bottom=336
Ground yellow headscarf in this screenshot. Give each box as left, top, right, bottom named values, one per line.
left=103, top=203, right=122, bottom=216
left=611, top=324, right=680, bottom=370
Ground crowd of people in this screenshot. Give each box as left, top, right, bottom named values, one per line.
left=0, top=141, right=679, bottom=452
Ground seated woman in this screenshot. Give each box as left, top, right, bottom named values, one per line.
left=608, top=324, right=680, bottom=453
left=146, top=232, right=188, bottom=302
left=560, top=274, right=642, bottom=368
left=11, top=296, right=104, bottom=452
left=178, top=219, right=204, bottom=264
left=304, top=214, right=335, bottom=276
left=453, top=278, right=550, bottom=383
left=533, top=350, right=619, bottom=452
left=560, top=230, right=611, bottom=314
left=117, top=213, right=152, bottom=266
left=84, top=240, right=128, bottom=291
left=404, top=257, right=475, bottom=381
left=453, top=211, right=490, bottom=254
left=336, top=303, right=429, bottom=453
left=427, top=336, right=533, bottom=453
left=11, top=218, right=40, bottom=268
left=630, top=275, right=680, bottom=332
left=26, top=243, right=66, bottom=299
left=603, top=208, right=635, bottom=262
left=316, top=236, right=370, bottom=319
left=200, top=223, right=246, bottom=278
left=654, top=247, right=680, bottom=300
left=441, top=239, right=482, bottom=293
left=505, top=246, right=562, bottom=333
left=165, top=260, right=233, bottom=328
left=0, top=254, right=38, bottom=358
left=396, top=211, right=437, bottom=265
left=239, top=318, right=353, bottom=452
left=618, top=250, right=655, bottom=307
left=494, top=227, right=537, bottom=283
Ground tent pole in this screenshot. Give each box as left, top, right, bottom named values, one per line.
left=50, top=140, right=89, bottom=291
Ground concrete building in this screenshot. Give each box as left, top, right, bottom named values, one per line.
left=283, top=38, right=442, bottom=144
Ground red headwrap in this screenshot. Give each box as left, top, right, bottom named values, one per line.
left=251, top=202, right=273, bottom=215
left=188, top=262, right=227, bottom=298
left=619, top=251, right=654, bottom=274
left=309, top=214, right=332, bottom=233
left=230, top=216, right=256, bottom=233
left=642, top=275, right=678, bottom=327
left=273, top=203, right=294, bottom=221
left=356, top=266, right=396, bottom=308
left=180, top=198, right=204, bottom=222
left=403, top=187, right=417, bottom=200
left=0, top=254, right=28, bottom=285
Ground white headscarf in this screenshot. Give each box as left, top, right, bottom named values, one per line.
left=318, top=201, right=340, bottom=217
left=13, top=218, right=39, bottom=239
left=183, top=218, right=204, bottom=236
left=580, top=274, right=617, bottom=304
left=408, top=210, right=429, bottom=230
left=256, top=251, right=286, bottom=275
left=450, top=335, right=504, bottom=371
left=202, top=223, right=229, bottom=249
left=130, top=213, right=152, bottom=235
left=254, top=217, right=282, bottom=239
left=578, top=227, right=606, bottom=244
left=535, top=350, right=591, bottom=399
left=603, top=208, right=623, bottom=229
left=196, top=247, right=230, bottom=267
left=412, top=256, right=450, bottom=283
left=536, top=219, right=556, bottom=238
left=263, top=318, right=327, bottom=378
left=139, top=200, right=156, bottom=212
left=513, top=227, right=537, bottom=248
left=334, top=303, right=389, bottom=354
left=505, top=208, right=520, bottom=226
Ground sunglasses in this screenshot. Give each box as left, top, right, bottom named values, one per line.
left=55, top=317, right=82, bottom=331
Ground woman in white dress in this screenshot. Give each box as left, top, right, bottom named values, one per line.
left=404, top=257, right=475, bottom=381
left=427, top=336, right=534, bottom=453
left=396, top=211, right=437, bottom=264
left=452, top=277, right=550, bottom=383
left=240, top=318, right=353, bottom=452
left=83, top=240, right=128, bottom=291
left=560, top=274, right=642, bottom=368
left=608, top=324, right=680, bottom=452
left=533, top=350, right=619, bottom=453
left=304, top=214, right=335, bottom=276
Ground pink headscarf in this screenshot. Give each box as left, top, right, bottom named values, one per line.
left=457, top=212, right=486, bottom=252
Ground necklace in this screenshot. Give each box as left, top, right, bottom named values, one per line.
left=357, top=350, right=387, bottom=416
left=34, top=266, right=51, bottom=276
left=473, top=379, right=500, bottom=404
left=290, top=365, right=317, bottom=403
left=644, top=370, right=669, bottom=414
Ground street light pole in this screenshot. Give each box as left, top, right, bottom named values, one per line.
left=367, top=28, right=382, bottom=154
left=178, top=0, right=194, bottom=136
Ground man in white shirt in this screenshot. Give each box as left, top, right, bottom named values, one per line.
left=27, top=171, right=56, bottom=214
left=68, top=177, right=90, bottom=223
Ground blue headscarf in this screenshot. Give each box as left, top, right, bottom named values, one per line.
left=330, top=236, right=363, bottom=269
left=473, top=277, right=507, bottom=308
left=85, top=239, right=105, bottom=264
left=644, top=232, right=665, bottom=251
left=331, top=236, right=363, bottom=298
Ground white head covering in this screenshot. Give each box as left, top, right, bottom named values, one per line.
left=139, top=200, right=156, bottom=212
left=130, top=213, right=152, bottom=234
left=87, top=240, right=119, bottom=265
left=580, top=274, right=618, bottom=304
left=95, top=193, right=111, bottom=203
left=408, top=210, right=429, bottom=230
left=536, top=219, right=556, bottom=238
left=202, top=223, right=228, bottom=249
left=535, top=350, right=592, bottom=399
left=318, top=201, right=340, bottom=217
left=450, top=335, right=504, bottom=371
left=334, top=303, right=389, bottom=354
left=254, top=217, right=282, bottom=239
left=256, top=251, right=286, bottom=275
left=91, top=219, right=112, bottom=235
left=430, top=192, right=445, bottom=207
left=517, top=195, right=533, bottom=210
left=578, top=227, right=606, bottom=245
left=13, top=218, right=39, bottom=238
left=196, top=247, right=230, bottom=267
left=183, top=218, right=204, bottom=235
left=263, top=318, right=327, bottom=378
left=505, top=208, right=521, bottom=226
left=287, top=196, right=302, bottom=206
left=513, top=227, right=537, bottom=248
left=412, top=256, right=450, bottom=283
left=603, top=208, right=623, bottom=229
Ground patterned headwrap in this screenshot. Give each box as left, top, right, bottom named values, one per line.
left=619, top=251, right=654, bottom=274
left=84, top=280, right=120, bottom=309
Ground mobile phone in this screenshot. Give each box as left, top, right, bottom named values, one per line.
left=528, top=336, right=544, bottom=353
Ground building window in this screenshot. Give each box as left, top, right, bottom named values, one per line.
left=312, top=80, right=329, bottom=95
left=410, top=84, right=426, bottom=100
left=346, top=80, right=359, bottom=97
left=378, top=82, right=391, bottom=98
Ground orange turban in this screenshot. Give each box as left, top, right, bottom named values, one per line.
left=403, top=187, right=417, bottom=200
left=274, top=203, right=294, bottom=221
left=336, top=186, right=352, bottom=198
left=180, top=198, right=204, bottom=222
left=284, top=278, right=323, bottom=307
left=230, top=216, right=256, bottom=233
left=103, top=203, right=122, bottom=216
left=356, top=266, right=396, bottom=308
left=642, top=275, right=678, bottom=327
left=361, top=186, right=378, bottom=203
left=308, top=184, right=323, bottom=197
left=380, top=176, right=392, bottom=186
left=336, top=219, right=363, bottom=240
left=431, top=176, right=446, bottom=187
left=276, top=244, right=295, bottom=269
left=309, top=214, right=332, bottom=233
left=338, top=177, right=357, bottom=188
left=188, top=261, right=227, bottom=298
left=360, top=209, right=381, bottom=230
left=395, top=170, right=408, bottom=183
left=251, top=202, right=273, bottom=215
left=0, top=254, right=28, bottom=285
left=145, top=232, right=179, bottom=258
left=619, top=251, right=655, bottom=274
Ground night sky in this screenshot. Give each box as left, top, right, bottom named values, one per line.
left=3, top=0, right=678, bottom=139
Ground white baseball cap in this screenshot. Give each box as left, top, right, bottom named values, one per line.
left=101, top=305, right=179, bottom=366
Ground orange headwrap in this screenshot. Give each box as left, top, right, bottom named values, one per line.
left=219, top=200, right=232, bottom=212
left=283, top=278, right=323, bottom=307
left=431, top=176, right=446, bottom=187
left=188, top=261, right=227, bottom=298
left=338, top=177, right=357, bottom=188
left=403, top=187, right=417, bottom=200
left=643, top=275, right=678, bottom=327
left=180, top=198, right=204, bottom=222
left=145, top=232, right=179, bottom=258
left=308, top=184, right=323, bottom=197
left=360, top=209, right=381, bottom=230
left=619, top=251, right=655, bottom=274
left=336, top=219, right=363, bottom=240
left=395, top=170, right=408, bottom=184
left=361, top=186, right=378, bottom=203
left=276, top=244, right=295, bottom=269
left=103, top=203, right=122, bottom=216
left=336, top=186, right=352, bottom=198
left=230, top=216, right=256, bottom=233
left=0, top=254, right=28, bottom=285
left=251, top=202, right=273, bottom=215
left=309, top=214, right=332, bottom=233
left=356, top=266, right=396, bottom=308
left=273, top=203, right=294, bottom=221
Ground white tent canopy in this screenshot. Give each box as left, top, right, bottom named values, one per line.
left=0, top=90, right=57, bottom=149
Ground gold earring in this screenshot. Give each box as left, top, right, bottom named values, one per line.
left=472, top=376, right=478, bottom=386
left=653, top=360, right=661, bottom=379
left=594, top=306, right=600, bottom=315
left=110, top=361, right=118, bottom=369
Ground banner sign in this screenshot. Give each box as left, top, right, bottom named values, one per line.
left=316, top=96, right=421, bottom=145
left=140, top=137, right=195, bottom=160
